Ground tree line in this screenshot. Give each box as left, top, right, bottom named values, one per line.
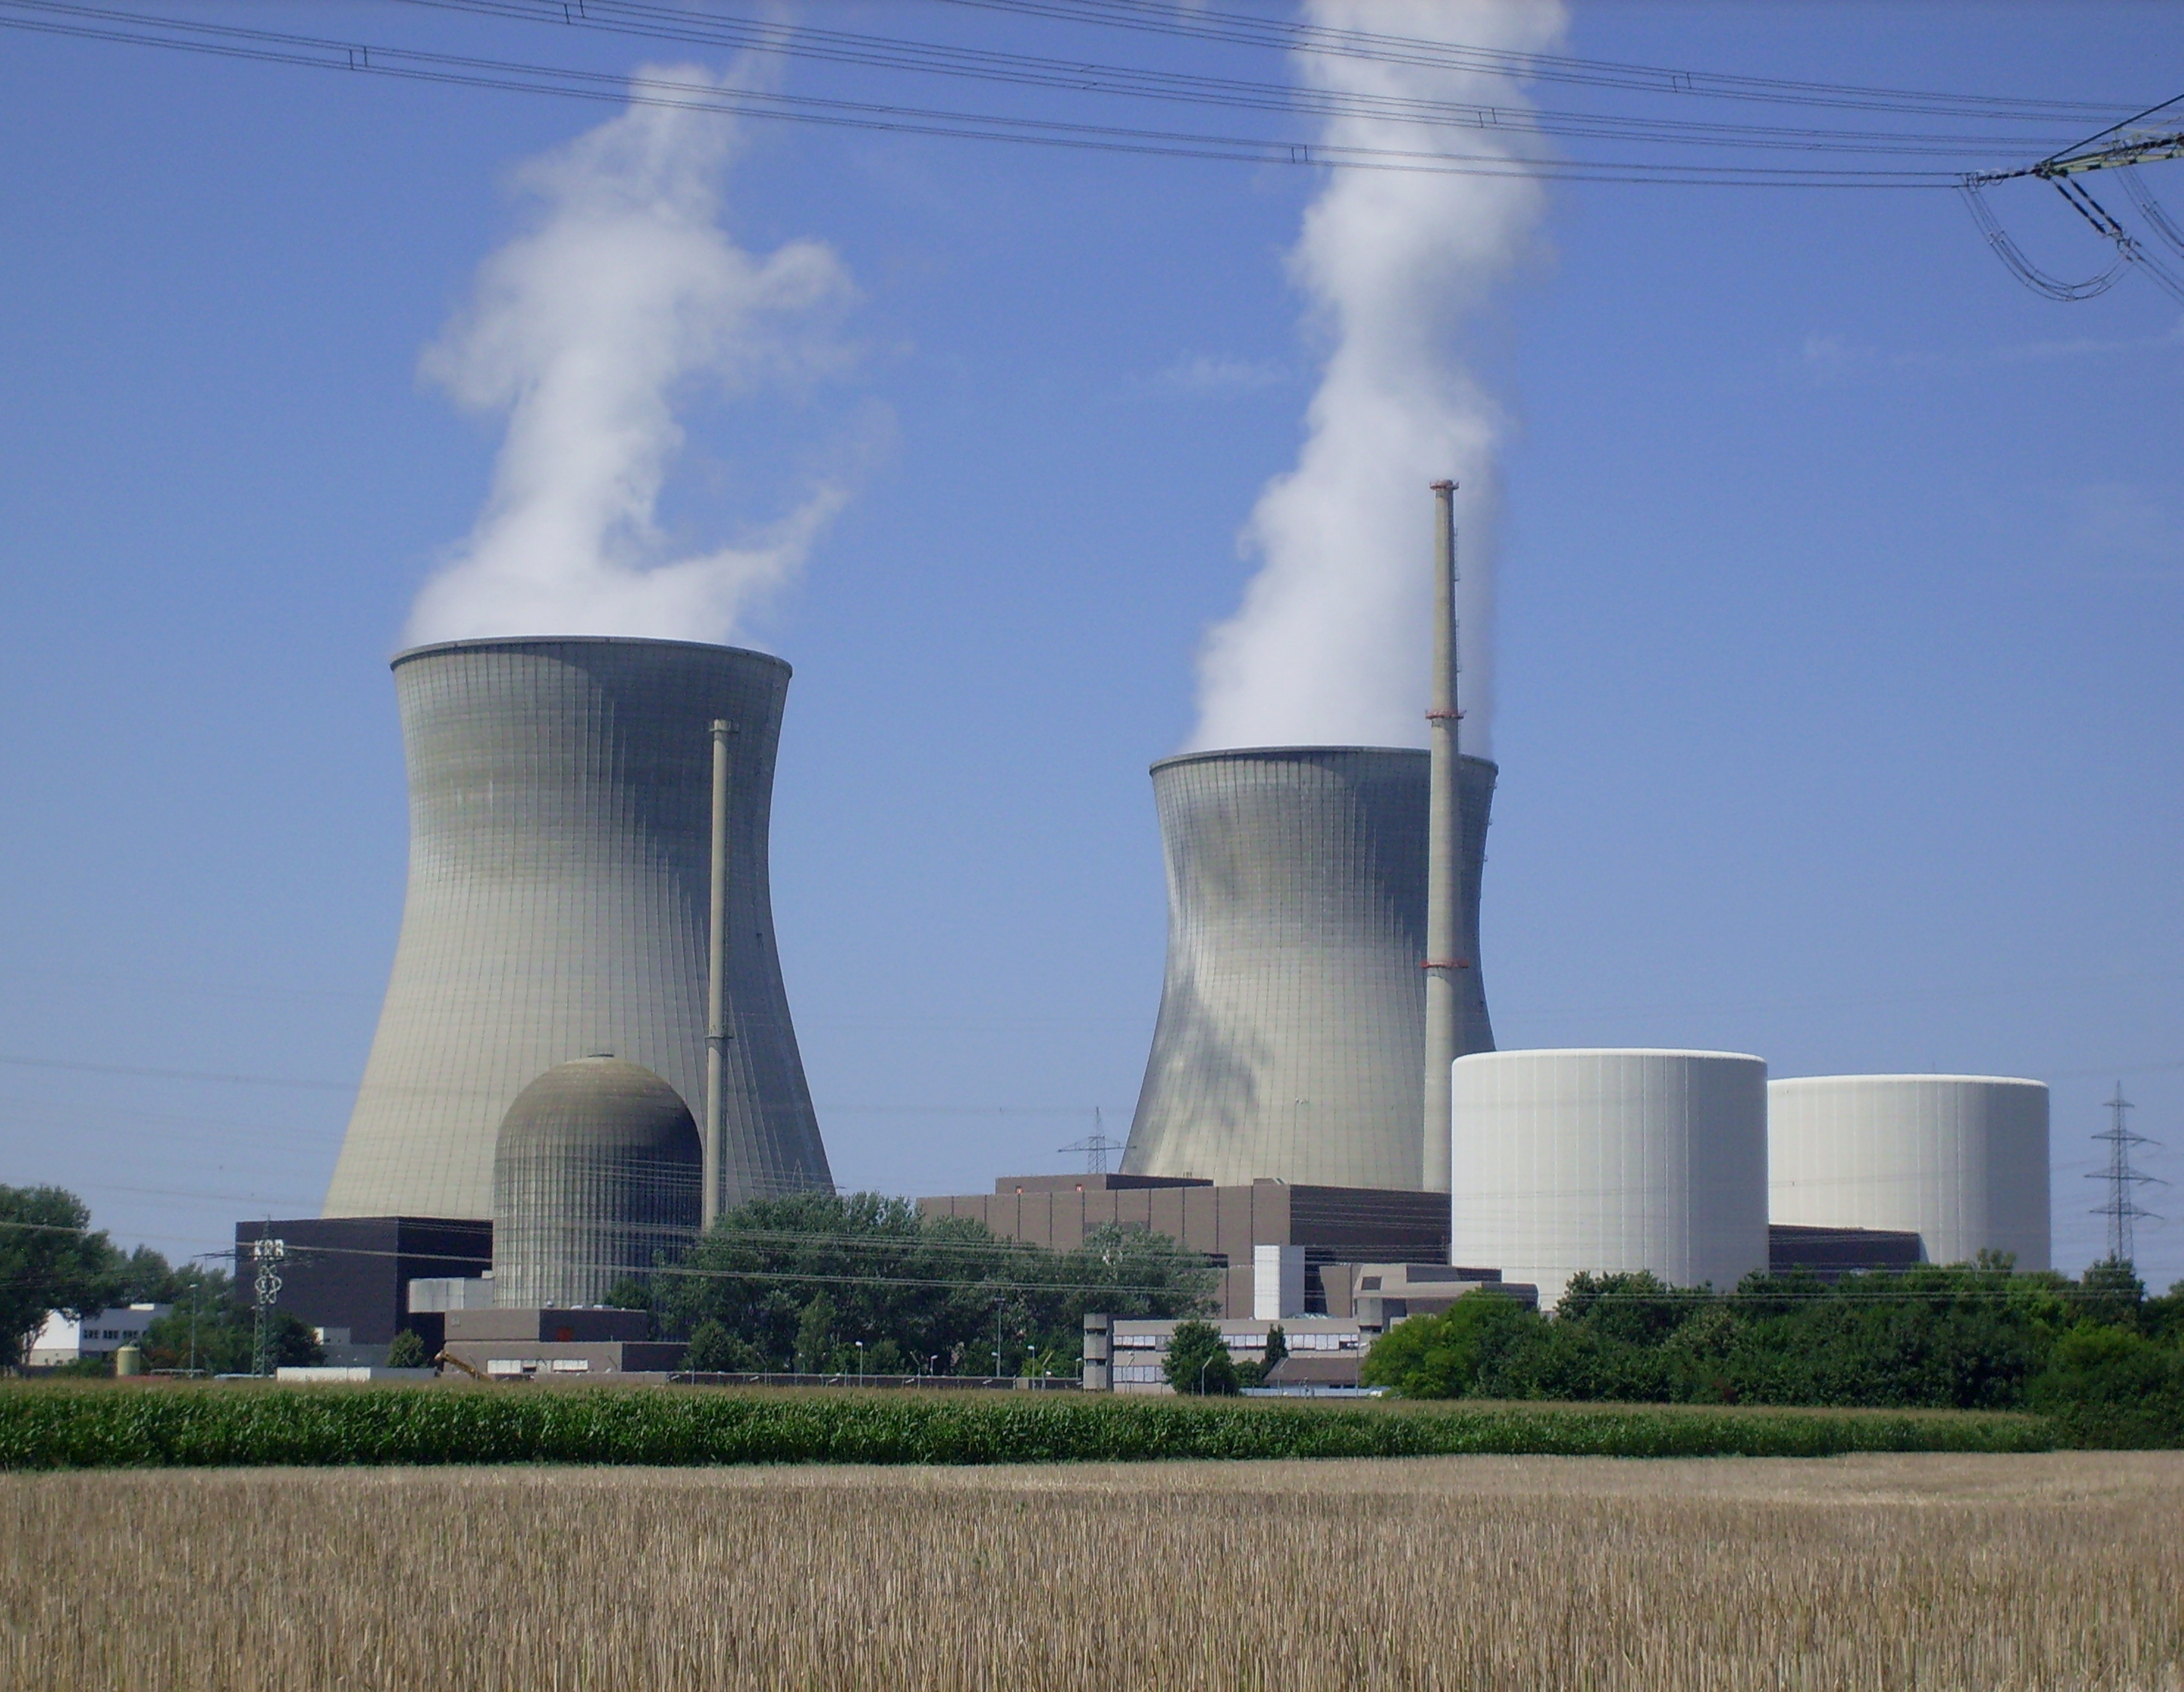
left=615, top=1190, right=1216, bottom=1375
left=1361, top=1257, right=2184, bottom=1444
left=1, top=1184, right=322, bottom=1374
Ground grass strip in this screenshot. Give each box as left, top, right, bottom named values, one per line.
left=0, top=1385, right=2057, bottom=1470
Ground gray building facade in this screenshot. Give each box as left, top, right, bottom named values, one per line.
left=1122, top=747, right=1495, bottom=1191
left=918, top=1173, right=1450, bottom=1319
left=324, top=636, right=831, bottom=1223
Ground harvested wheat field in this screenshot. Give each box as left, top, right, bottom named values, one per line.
left=5, top=1453, right=2181, bottom=1691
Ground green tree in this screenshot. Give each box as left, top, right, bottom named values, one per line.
left=113, top=1245, right=181, bottom=1305
left=2075, top=1258, right=2146, bottom=1331
left=651, top=1192, right=1214, bottom=1375
left=1362, top=1293, right=1544, bottom=1398
left=2027, top=1323, right=2184, bottom=1447
left=2143, top=1282, right=2184, bottom=1346
left=0, top=1185, right=119, bottom=1369
left=796, top=1291, right=839, bottom=1373
left=1164, top=1320, right=1238, bottom=1395
left=385, top=1329, right=429, bottom=1368
left=140, top=1270, right=323, bottom=1375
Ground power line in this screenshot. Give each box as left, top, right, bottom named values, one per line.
left=1963, top=91, right=2184, bottom=303
left=0, top=2, right=1994, bottom=187
left=385, top=0, right=2091, bottom=163
left=2088, top=1083, right=2164, bottom=1264
left=931, top=0, right=2134, bottom=123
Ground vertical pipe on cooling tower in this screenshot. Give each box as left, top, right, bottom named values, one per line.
left=1423, top=480, right=1467, bottom=1195
left=703, top=718, right=731, bottom=1229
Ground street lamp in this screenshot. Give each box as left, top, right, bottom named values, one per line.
left=855, top=1340, right=865, bottom=1384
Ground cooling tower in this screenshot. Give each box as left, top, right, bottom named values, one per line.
left=1451, top=1049, right=1771, bottom=1306
left=492, top=1057, right=703, bottom=1307
left=1122, top=746, right=1494, bottom=1190
left=324, top=636, right=831, bottom=1222
left=1768, top=1075, right=2050, bottom=1271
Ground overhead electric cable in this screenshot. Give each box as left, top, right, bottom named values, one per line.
left=1963, top=92, right=2184, bottom=302
left=930, top=0, right=2134, bottom=121
left=382, top=0, right=2085, bottom=162
left=0, top=2, right=2006, bottom=186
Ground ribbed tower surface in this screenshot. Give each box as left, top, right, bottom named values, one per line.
left=323, top=636, right=831, bottom=1222
left=1122, top=746, right=1495, bottom=1191
left=493, top=1057, right=703, bottom=1308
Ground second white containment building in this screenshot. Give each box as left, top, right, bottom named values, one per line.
left=1451, top=1050, right=1770, bottom=1304
left=1768, top=1075, right=2050, bottom=1271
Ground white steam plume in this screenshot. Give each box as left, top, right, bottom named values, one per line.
left=1186, top=1, right=1567, bottom=755
left=406, top=64, right=853, bottom=647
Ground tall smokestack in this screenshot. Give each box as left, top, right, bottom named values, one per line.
left=1423, top=480, right=1466, bottom=1194
left=703, top=718, right=732, bottom=1230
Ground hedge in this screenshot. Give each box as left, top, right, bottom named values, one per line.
left=0, top=1385, right=2057, bottom=1470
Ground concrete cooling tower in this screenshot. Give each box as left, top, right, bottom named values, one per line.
left=1768, top=1075, right=2050, bottom=1271
left=1122, top=746, right=1495, bottom=1191
left=323, top=636, right=831, bottom=1224
left=492, top=1057, right=703, bottom=1307
left=1451, top=1049, right=1771, bottom=1306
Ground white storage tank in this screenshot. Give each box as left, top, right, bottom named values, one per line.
left=1768, top=1075, right=2049, bottom=1271
left=1451, top=1050, right=1769, bottom=1306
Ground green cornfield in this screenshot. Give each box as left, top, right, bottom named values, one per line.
left=0, top=1382, right=2055, bottom=1469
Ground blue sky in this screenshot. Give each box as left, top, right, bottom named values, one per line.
left=2, top=2, right=2179, bottom=1289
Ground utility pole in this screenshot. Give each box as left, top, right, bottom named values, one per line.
left=1422, top=480, right=1467, bottom=1194
left=1963, top=92, right=2184, bottom=303
left=1059, top=1108, right=1123, bottom=1176
left=2088, top=1083, right=2162, bottom=1265
left=703, top=719, right=734, bottom=1229
left=249, top=1236, right=286, bottom=1377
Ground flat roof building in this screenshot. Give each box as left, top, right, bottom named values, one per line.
left=919, top=1174, right=1452, bottom=1319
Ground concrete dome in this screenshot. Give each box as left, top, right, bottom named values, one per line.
left=492, top=1057, right=702, bottom=1308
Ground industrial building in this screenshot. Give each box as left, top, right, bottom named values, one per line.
left=1084, top=1251, right=1536, bottom=1395
left=917, top=1172, right=1453, bottom=1319
left=234, top=1216, right=491, bottom=1362
left=491, top=1056, right=703, bottom=1308
left=1122, top=746, right=1496, bottom=1192
left=1450, top=1049, right=1771, bottom=1305
left=1768, top=1075, right=2051, bottom=1270
left=26, top=1304, right=167, bottom=1369
left=1095, top=1315, right=1376, bottom=1393
left=323, top=635, right=831, bottom=1226
left=437, top=1306, right=688, bottom=1380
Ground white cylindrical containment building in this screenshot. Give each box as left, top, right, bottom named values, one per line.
left=1451, top=1049, right=1769, bottom=1306
left=493, top=1057, right=703, bottom=1308
left=1768, top=1075, right=2050, bottom=1271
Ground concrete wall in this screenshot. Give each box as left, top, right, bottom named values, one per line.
left=324, top=636, right=830, bottom=1221
left=1124, top=747, right=1495, bottom=1191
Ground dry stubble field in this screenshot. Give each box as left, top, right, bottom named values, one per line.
left=5, top=1452, right=2181, bottom=1691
